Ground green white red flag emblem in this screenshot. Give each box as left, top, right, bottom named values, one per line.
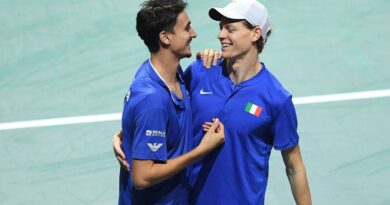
left=245, top=102, right=262, bottom=117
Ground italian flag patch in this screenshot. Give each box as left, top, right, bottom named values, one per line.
left=245, top=102, right=262, bottom=117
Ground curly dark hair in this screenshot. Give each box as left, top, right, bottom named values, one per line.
left=136, top=0, right=187, bottom=53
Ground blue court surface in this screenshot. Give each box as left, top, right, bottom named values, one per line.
left=1, top=0, right=389, bottom=204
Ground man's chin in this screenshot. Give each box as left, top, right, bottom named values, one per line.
left=178, top=50, right=192, bottom=59
left=181, top=52, right=192, bottom=58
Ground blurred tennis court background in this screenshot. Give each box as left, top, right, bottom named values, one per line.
left=1, top=0, right=389, bottom=204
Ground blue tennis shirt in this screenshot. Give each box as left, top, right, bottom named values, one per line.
left=184, top=59, right=299, bottom=205
left=119, top=60, right=193, bottom=205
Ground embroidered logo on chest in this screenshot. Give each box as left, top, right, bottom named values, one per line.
left=199, top=89, right=213, bottom=95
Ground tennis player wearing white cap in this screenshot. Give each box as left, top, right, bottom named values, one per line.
left=113, top=0, right=312, bottom=204
left=184, top=0, right=312, bottom=204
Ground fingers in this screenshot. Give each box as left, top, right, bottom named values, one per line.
left=113, top=141, right=125, bottom=160
left=112, top=131, right=130, bottom=171
left=213, top=52, right=221, bottom=66
left=117, top=156, right=130, bottom=171
left=202, top=122, right=213, bottom=132
left=198, top=118, right=225, bottom=152
left=205, top=118, right=220, bottom=134
left=118, top=130, right=123, bottom=140
left=206, top=49, right=215, bottom=69
left=200, top=49, right=221, bottom=69
left=113, top=132, right=124, bottom=157
left=116, top=148, right=130, bottom=171
left=205, top=49, right=219, bottom=69
left=203, top=49, right=209, bottom=67
left=203, top=49, right=213, bottom=68
left=217, top=121, right=224, bottom=134
left=209, top=118, right=225, bottom=134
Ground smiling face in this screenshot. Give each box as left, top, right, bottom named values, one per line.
left=217, top=17, right=260, bottom=60
left=167, top=11, right=197, bottom=59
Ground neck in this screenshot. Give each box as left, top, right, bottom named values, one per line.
left=150, top=50, right=180, bottom=85
left=227, top=50, right=262, bottom=84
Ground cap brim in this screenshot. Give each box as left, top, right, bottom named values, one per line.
left=208, top=8, right=246, bottom=21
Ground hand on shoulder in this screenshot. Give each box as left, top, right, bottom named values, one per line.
left=196, top=49, right=222, bottom=69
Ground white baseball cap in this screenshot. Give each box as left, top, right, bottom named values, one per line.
left=209, top=0, right=271, bottom=42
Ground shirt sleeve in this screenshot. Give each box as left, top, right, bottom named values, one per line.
left=271, top=96, right=299, bottom=150
left=131, top=108, right=169, bottom=161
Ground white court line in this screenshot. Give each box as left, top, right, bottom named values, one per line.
left=0, top=113, right=122, bottom=131
left=1, top=89, right=390, bottom=131
left=293, top=89, right=390, bottom=105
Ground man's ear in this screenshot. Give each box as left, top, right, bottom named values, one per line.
left=159, top=31, right=170, bottom=46
left=252, top=26, right=261, bottom=42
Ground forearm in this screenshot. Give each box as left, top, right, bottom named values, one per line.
left=132, top=145, right=207, bottom=189
left=282, top=145, right=312, bottom=205
left=131, top=119, right=224, bottom=190
left=286, top=166, right=312, bottom=205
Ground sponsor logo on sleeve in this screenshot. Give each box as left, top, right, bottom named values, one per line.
left=145, top=130, right=166, bottom=137
left=147, top=143, right=163, bottom=152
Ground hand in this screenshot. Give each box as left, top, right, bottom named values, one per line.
left=112, top=130, right=130, bottom=171
left=202, top=118, right=224, bottom=133
left=202, top=119, right=215, bottom=132
left=196, top=49, right=221, bottom=69
left=198, top=118, right=225, bottom=152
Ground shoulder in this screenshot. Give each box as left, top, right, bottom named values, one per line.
left=261, top=65, right=293, bottom=107
left=184, top=59, right=224, bottom=86
left=186, top=59, right=205, bottom=71
left=130, top=85, right=170, bottom=110
left=184, top=59, right=204, bottom=78
left=126, top=64, right=171, bottom=112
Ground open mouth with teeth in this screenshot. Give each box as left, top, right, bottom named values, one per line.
left=221, top=43, right=232, bottom=48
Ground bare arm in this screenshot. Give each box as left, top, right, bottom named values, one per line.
left=131, top=147, right=203, bottom=190
left=281, top=145, right=312, bottom=205
left=114, top=119, right=225, bottom=190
